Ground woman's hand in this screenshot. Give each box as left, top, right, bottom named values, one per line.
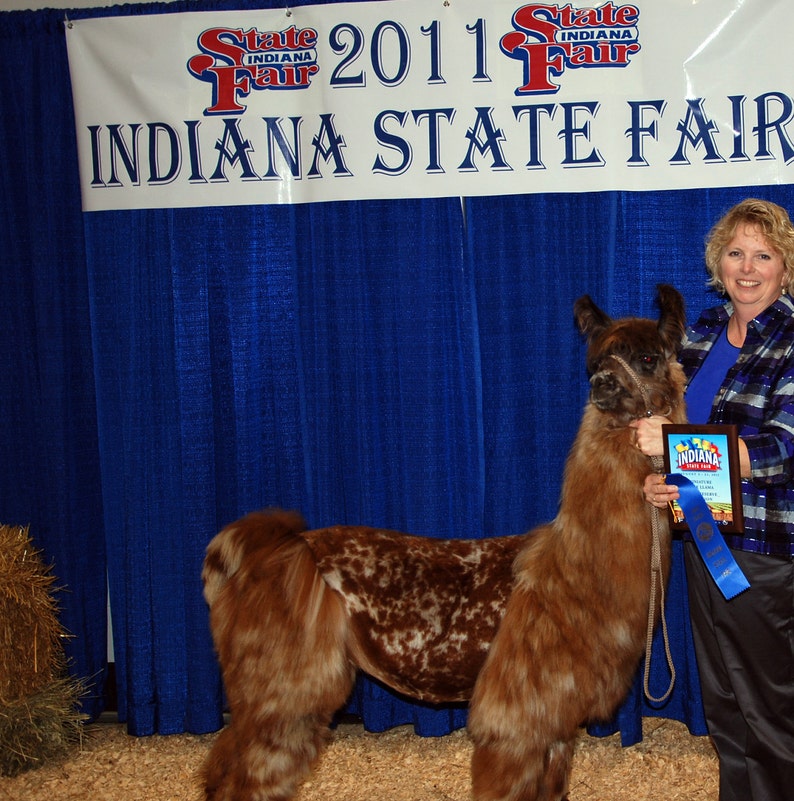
left=629, top=414, right=670, bottom=457
left=643, top=472, right=679, bottom=509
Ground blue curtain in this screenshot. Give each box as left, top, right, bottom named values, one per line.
left=0, top=8, right=107, bottom=720
left=4, top=0, right=794, bottom=740
left=82, top=197, right=474, bottom=735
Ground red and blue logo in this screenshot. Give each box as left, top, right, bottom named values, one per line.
left=674, top=438, right=722, bottom=473
left=187, top=25, right=320, bottom=115
left=500, top=2, right=641, bottom=95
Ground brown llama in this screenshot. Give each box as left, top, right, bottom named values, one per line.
left=201, top=284, right=687, bottom=801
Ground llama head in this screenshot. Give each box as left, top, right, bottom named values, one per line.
left=573, top=284, right=687, bottom=422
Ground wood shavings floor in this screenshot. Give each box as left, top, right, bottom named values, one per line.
left=0, top=717, right=717, bottom=801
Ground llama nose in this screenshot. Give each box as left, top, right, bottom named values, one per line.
left=590, top=371, right=623, bottom=409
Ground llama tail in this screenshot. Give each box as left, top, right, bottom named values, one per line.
left=202, top=508, right=308, bottom=607
left=201, top=508, right=355, bottom=800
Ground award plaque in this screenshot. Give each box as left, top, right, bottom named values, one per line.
left=662, top=424, right=744, bottom=534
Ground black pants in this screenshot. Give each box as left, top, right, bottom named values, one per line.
left=684, top=543, right=794, bottom=801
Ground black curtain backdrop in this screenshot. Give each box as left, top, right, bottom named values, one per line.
left=3, top=0, right=789, bottom=742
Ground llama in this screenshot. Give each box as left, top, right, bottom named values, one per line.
left=201, top=284, right=687, bottom=801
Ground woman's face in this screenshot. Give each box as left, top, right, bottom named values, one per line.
left=719, top=222, right=787, bottom=316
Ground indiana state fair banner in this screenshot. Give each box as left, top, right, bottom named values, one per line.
left=66, top=0, right=794, bottom=211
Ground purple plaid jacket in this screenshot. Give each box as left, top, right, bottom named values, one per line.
left=680, top=293, right=794, bottom=556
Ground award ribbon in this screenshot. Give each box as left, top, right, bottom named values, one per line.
left=665, top=473, right=750, bottom=600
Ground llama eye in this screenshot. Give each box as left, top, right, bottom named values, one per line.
left=639, top=354, right=658, bottom=371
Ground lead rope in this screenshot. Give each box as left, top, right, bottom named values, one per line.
left=644, top=454, right=676, bottom=702
left=608, top=356, right=676, bottom=702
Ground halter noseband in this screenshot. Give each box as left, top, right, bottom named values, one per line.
left=605, top=353, right=672, bottom=419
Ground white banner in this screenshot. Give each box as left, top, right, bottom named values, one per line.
left=66, top=0, right=794, bottom=211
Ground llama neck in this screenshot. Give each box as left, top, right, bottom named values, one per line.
left=557, top=404, right=657, bottom=535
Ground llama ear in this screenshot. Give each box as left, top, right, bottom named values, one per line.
left=655, top=284, right=686, bottom=356
left=574, top=294, right=612, bottom=340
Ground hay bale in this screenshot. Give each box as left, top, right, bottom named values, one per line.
left=0, top=524, right=87, bottom=776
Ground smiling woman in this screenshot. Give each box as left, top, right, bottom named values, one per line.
left=720, top=223, right=787, bottom=346
left=634, top=198, right=794, bottom=801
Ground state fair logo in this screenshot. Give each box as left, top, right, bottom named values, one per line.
left=674, top=437, right=722, bottom=473
left=500, top=2, right=641, bottom=95
left=187, top=25, right=320, bottom=115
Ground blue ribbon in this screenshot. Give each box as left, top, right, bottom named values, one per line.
left=665, top=473, right=750, bottom=600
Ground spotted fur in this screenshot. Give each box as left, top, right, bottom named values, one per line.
left=201, top=284, right=687, bottom=801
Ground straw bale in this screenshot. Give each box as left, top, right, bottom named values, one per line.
left=0, top=524, right=87, bottom=777
left=0, top=678, right=87, bottom=778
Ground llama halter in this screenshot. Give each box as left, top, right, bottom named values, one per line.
left=607, top=352, right=676, bottom=703
left=606, top=353, right=674, bottom=419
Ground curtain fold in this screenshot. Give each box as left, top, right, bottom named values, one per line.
left=292, top=198, right=476, bottom=736
left=465, top=193, right=612, bottom=534
left=83, top=204, right=306, bottom=733
left=5, top=0, right=794, bottom=741
left=292, top=199, right=480, bottom=535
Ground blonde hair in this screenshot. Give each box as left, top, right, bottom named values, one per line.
left=704, top=198, right=794, bottom=294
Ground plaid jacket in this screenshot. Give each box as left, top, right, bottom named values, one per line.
left=680, top=293, right=794, bottom=555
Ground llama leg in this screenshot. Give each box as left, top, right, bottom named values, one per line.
left=471, top=737, right=547, bottom=801
left=538, top=738, right=575, bottom=801
left=202, top=724, right=237, bottom=800
left=202, top=534, right=355, bottom=801
left=203, top=709, right=347, bottom=801
left=471, top=735, right=575, bottom=801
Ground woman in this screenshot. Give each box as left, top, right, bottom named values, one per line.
left=632, top=198, right=794, bottom=801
